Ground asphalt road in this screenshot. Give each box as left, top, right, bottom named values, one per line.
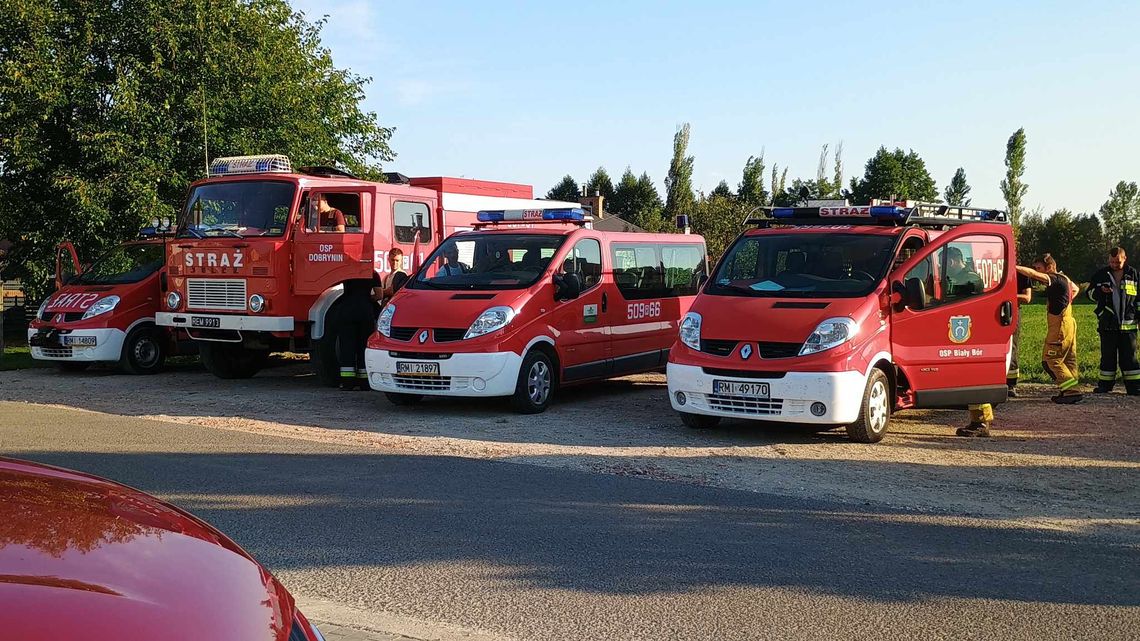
left=1, top=402, right=1137, bottom=640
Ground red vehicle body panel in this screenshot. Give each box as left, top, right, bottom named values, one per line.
left=0, top=457, right=319, bottom=641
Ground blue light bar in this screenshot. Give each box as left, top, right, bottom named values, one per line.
left=476, top=208, right=586, bottom=223
left=868, top=206, right=909, bottom=218
left=208, top=154, right=292, bottom=177
left=771, top=208, right=797, bottom=218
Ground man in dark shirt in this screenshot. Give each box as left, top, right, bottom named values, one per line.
left=1006, top=272, right=1034, bottom=396
left=1017, top=254, right=1082, bottom=404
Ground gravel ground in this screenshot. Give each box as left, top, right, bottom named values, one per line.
left=2, top=358, right=1137, bottom=539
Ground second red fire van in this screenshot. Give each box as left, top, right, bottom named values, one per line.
left=667, top=203, right=1018, bottom=442
left=365, top=208, right=707, bottom=412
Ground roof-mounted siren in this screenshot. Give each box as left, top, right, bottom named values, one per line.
left=474, top=208, right=590, bottom=226
left=208, top=154, right=292, bottom=177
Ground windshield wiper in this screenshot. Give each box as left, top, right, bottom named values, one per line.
left=180, top=226, right=205, bottom=239
left=207, top=228, right=244, bottom=239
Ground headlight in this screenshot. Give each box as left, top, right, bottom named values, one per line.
left=679, top=312, right=701, bottom=351
left=166, top=291, right=181, bottom=310
left=81, top=295, right=120, bottom=320
left=377, top=304, right=396, bottom=337
left=249, top=294, right=266, bottom=313
left=799, top=317, right=858, bottom=356
left=464, top=306, right=515, bottom=339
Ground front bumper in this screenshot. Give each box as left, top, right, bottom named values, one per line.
left=156, top=312, right=293, bottom=332
left=365, top=348, right=522, bottom=397
left=27, top=327, right=127, bottom=362
left=666, top=362, right=868, bottom=424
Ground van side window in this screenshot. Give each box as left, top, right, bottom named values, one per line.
left=307, top=192, right=362, bottom=233
left=612, top=243, right=706, bottom=299
left=904, top=235, right=1005, bottom=308
left=565, top=238, right=602, bottom=292
left=394, top=201, right=431, bottom=243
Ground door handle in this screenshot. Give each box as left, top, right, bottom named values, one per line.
left=999, top=300, right=1013, bottom=326
left=601, top=292, right=608, bottom=313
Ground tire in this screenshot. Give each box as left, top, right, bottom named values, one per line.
left=510, top=349, right=554, bottom=414
left=56, top=362, right=91, bottom=373
left=118, top=325, right=165, bottom=375
left=385, top=392, right=424, bottom=406
left=846, top=368, right=891, bottom=443
left=199, top=343, right=268, bottom=379
left=679, top=411, right=721, bottom=429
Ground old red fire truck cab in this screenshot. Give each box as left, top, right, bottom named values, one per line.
left=365, top=208, right=708, bottom=413
left=29, top=234, right=174, bottom=374
left=667, top=203, right=1018, bottom=442
left=155, top=154, right=578, bottom=383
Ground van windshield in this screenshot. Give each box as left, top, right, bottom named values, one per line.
left=75, top=243, right=164, bottom=285
left=177, top=180, right=295, bottom=238
left=410, top=234, right=567, bottom=291
left=707, top=232, right=898, bottom=298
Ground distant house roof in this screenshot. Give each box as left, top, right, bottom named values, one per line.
left=591, top=216, right=646, bottom=233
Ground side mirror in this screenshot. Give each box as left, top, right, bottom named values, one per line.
left=554, top=271, right=583, bottom=301
left=903, top=277, right=927, bottom=311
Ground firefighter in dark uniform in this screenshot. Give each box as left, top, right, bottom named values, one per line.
left=336, top=275, right=380, bottom=390
left=1018, top=254, right=1083, bottom=404
left=1087, top=246, right=1140, bottom=395
left=1007, top=272, right=1033, bottom=396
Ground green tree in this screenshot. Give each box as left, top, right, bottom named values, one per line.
left=610, top=169, right=665, bottom=231
left=0, top=0, right=393, bottom=300
left=848, top=147, right=938, bottom=204
left=1099, top=180, right=1140, bottom=257
left=690, top=194, right=747, bottom=260
left=770, top=164, right=788, bottom=206
left=944, top=167, right=972, bottom=206
left=664, top=123, right=696, bottom=221
left=1017, top=208, right=1045, bottom=265
left=1000, top=128, right=1029, bottom=228
left=584, top=167, right=615, bottom=203
left=1035, top=209, right=1105, bottom=281
left=546, top=175, right=581, bottom=202
left=710, top=180, right=734, bottom=200
left=812, top=143, right=844, bottom=199
left=737, top=153, right=768, bottom=208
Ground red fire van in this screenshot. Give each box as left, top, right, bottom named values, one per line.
left=365, top=208, right=708, bottom=412
left=28, top=236, right=176, bottom=374
left=666, top=203, right=1018, bottom=442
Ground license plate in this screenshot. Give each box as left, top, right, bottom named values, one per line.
left=713, top=380, right=770, bottom=398
left=192, top=316, right=221, bottom=328
left=396, top=361, right=439, bottom=376
left=62, top=335, right=97, bottom=346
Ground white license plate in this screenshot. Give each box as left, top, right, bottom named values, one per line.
left=192, top=316, right=221, bottom=328
left=713, top=380, right=770, bottom=398
left=62, top=335, right=97, bottom=346
left=396, top=361, right=439, bottom=376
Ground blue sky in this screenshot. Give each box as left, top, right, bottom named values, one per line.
left=293, top=0, right=1139, bottom=214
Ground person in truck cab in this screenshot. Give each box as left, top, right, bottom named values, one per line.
left=440, top=245, right=469, bottom=276
left=1018, top=254, right=1083, bottom=404
left=316, top=194, right=346, bottom=232
left=945, top=246, right=984, bottom=296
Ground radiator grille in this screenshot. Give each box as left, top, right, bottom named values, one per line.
left=394, top=375, right=452, bottom=390
left=389, top=326, right=417, bottom=341
left=35, top=347, right=73, bottom=358
left=706, top=394, right=784, bottom=416
left=187, top=279, right=247, bottom=311
left=432, top=328, right=467, bottom=342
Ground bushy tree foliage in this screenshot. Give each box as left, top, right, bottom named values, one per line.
left=737, top=154, right=768, bottom=207
left=664, top=123, right=696, bottom=220
left=0, top=0, right=394, bottom=298
left=690, top=194, right=746, bottom=261
left=1099, top=180, right=1140, bottom=257
left=610, top=168, right=665, bottom=231
left=546, top=175, right=581, bottom=202
left=848, top=147, right=938, bottom=204
left=584, top=167, right=615, bottom=203
left=944, top=167, right=972, bottom=206
left=1000, top=128, right=1029, bottom=228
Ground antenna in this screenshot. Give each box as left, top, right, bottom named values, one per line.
left=198, top=0, right=209, bottom=178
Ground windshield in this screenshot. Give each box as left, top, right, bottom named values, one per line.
left=177, top=180, right=295, bottom=238
left=75, top=243, right=164, bottom=285
left=708, top=232, right=898, bottom=298
left=410, top=234, right=567, bottom=291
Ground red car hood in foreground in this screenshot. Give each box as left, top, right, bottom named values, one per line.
left=0, top=458, right=295, bottom=641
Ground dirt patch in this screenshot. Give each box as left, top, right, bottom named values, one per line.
left=2, top=360, right=1137, bottom=539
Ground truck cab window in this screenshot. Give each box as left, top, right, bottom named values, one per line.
left=394, top=201, right=431, bottom=243
left=308, top=193, right=362, bottom=234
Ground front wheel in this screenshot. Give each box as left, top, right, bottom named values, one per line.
left=510, top=350, right=554, bottom=414
left=118, top=326, right=165, bottom=375
left=846, top=368, right=891, bottom=443
left=199, top=343, right=268, bottom=379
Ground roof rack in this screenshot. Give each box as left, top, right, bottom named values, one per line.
left=298, top=165, right=359, bottom=179
left=744, top=202, right=1007, bottom=228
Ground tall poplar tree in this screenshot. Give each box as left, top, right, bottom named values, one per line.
left=1000, top=128, right=1029, bottom=228
left=664, top=123, right=696, bottom=221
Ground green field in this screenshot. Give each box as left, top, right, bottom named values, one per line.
left=0, top=345, right=52, bottom=372
left=1017, top=299, right=1103, bottom=385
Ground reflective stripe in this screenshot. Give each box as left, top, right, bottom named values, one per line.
left=1059, top=378, right=1079, bottom=390
left=1124, top=372, right=1140, bottom=381
left=356, top=369, right=369, bottom=379
left=1099, top=372, right=1117, bottom=380
left=1121, top=323, right=1138, bottom=331
left=340, top=368, right=355, bottom=378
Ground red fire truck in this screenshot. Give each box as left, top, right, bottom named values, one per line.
left=667, top=202, right=1018, bottom=442
left=29, top=232, right=177, bottom=374
left=155, top=154, right=579, bottom=383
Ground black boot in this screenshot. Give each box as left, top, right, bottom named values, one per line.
left=957, top=422, right=992, bottom=437
left=1094, top=382, right=1114, bottom=393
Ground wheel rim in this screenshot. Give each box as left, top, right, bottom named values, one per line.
left=868, top=379, right=889, bottom=433
left=133, top=336, right=160, bottom=368
left=527, top=360, right=551, bottom=405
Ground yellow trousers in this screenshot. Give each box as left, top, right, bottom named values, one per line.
left=1043, top=311, right=1079, bottom=393
left=968, top=404, right=993, bottom=424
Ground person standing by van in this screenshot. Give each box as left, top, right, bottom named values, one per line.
left=336, top=275, right=378, bottom=390
left=378, top=248, right=409, bottom=308
left=1017, top=254, right=1082, bottom=404
left=1006, top=272, right=1034, bottom=397
left=1087, top=247, right=1140, bottom=395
